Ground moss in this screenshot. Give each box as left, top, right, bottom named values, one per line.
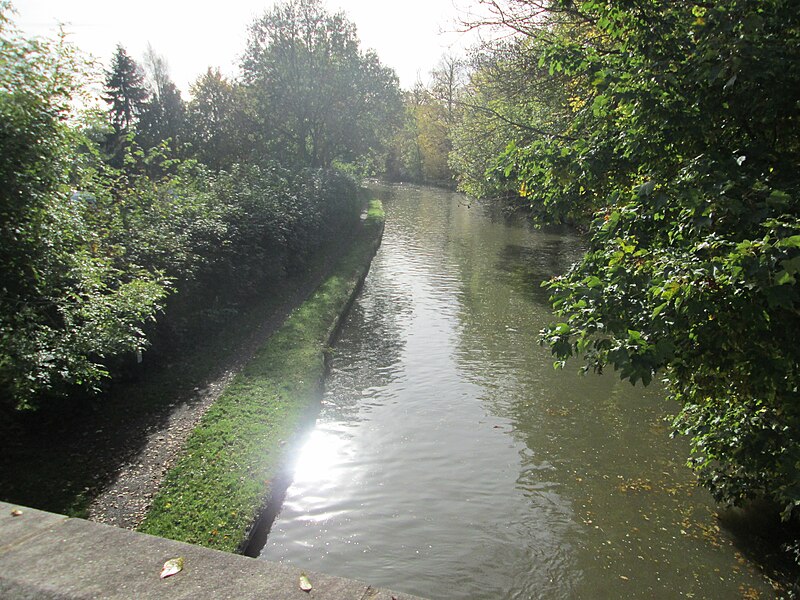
left=137, top=200, right=384, bottom=552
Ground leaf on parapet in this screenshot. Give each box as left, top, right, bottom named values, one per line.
left=299, top=572, right=313, bottom=592
left=160, top=557, right=184, bottom=579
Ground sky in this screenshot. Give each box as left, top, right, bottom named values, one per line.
left=10, top=0, right=486, bottom=93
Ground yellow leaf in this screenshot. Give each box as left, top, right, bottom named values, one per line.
left=299, top=572, right=313, bottom=592
left=160, top=557, right=184, bottom=579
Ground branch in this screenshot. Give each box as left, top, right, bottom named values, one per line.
left=454, top=97, right=576, bottom=141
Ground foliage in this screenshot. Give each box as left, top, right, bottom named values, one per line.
left=0, top=7, right=366, bottom=410
left=413, top=91, right=453, bottom=184
left=186, top=68, right=254, bottom=171
left=385, top=58, right=467, bottom=186
left=0, top=18, right=168, bottom=408
left=449, top=36, right=576, bottom=206
left=242, top=0, right=403, bottom=169
left=102, top=45, right=149, bottom=167
left=103, top=44, right=149, bottom=133
left=137, top=46, right=186, bottom=159
left=467, top=0, right=800, bottom=518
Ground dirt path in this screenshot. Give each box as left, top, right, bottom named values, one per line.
left=86, top=239, right=352, bottom=530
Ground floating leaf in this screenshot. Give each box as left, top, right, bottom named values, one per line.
left=160, top=557, right=184, bottom=579
left=299, top=572, right=313, bottom=592
left=11, top=509, right=23, bottom=517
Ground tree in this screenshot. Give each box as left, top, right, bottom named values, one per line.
left=463, top=0, right=800, bottom=525
left=137, top=45, right=186, bottom=154
left=104, top=44, right=149, bottom=134
left=0, top=18, right=168, bottom=408
left=449, top=37, right=575, bottom=204
left=429, top=54, right=466, bottom=126
left=187, top=68, right=255, bottom=171
left=385, top=87, right=425, bottom=182
left=385, top=57, right=468, bottom=186
left=103, top=44, right=149, bottom=166
left=242, top=0, right=402, bottom=169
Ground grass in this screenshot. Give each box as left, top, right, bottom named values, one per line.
left=137, top=201, right=384, bottom=552
left=366, top=198, right=385, bottom=221
left=0, top=216, right=366, bottom=519
left=0, top=281, right=296, bottom=519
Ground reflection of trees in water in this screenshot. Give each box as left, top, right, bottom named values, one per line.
left=448, top=220, right=772, bottom=598
left=495, top=238, right=584, bottom=306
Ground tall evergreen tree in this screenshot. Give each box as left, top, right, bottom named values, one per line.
left=103, top=45, right=148, bottom=168
left=104, top=44, right=149, bottom=134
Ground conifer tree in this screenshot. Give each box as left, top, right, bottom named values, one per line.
left=104, top=44, right=149, bottom=134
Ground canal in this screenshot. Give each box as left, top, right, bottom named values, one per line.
left=257, top=184, right=772, bottom=598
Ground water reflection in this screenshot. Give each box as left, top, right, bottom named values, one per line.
left=495, top=237, right=584, bottom=306
left=258, top=184, right=774, bottom=599
left=291, top=427, right=351, bottom=488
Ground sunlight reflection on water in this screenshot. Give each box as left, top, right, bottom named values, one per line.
left=292, top=428, right=347, bottom=487
left=258, top=184, right=774, bottom=600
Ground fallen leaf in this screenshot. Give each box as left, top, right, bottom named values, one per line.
left=299, top=572, right=313, bottom=592
left=11, top=509, right=23, bottom=517
left=160, top=557, right=184, bottom=579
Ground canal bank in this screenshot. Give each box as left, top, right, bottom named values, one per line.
left=137, top=201, right=385, bottom=553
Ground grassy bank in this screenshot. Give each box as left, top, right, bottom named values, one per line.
left=137, top=200, right=385, bottom=552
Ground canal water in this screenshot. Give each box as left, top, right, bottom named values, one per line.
left=257, top=184, right=773, bottom=598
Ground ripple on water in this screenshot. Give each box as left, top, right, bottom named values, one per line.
left=259, top=184, right=774, bottom=600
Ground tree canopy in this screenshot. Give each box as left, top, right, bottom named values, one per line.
left=447, top=0, right=800, bottom=527
left=242, top=0, right=402, bottom=169
left=104, top=44, right=149, bottom=134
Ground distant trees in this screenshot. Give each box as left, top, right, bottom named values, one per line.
left=385, top=56, right=466, bottom=186
left=137, top=46, right=185, bottom=154
left=449, top=37, right=574, bottom=204
left=186, top=68, right=253, bottom=171
left=96, top=0, right=403, bottom=176
left=242, top=0, right=402, bottom=169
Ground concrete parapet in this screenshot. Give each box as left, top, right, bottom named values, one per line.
left=0, top=501, right=425, bottom=600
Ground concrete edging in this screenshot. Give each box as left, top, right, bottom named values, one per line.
left=0, top=501, right=426, bottom=599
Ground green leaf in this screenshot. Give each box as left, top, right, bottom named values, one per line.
left=781, top=256, right=800, bottom=276
left=554, top=323, right=571, bottom=335
left=777, top=235, right=800, bottom=249
left=652, top=302, right=669, bottom=317
left=584, top=276, right=603, bottom=288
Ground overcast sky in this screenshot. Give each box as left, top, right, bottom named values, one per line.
left=11, top=0, right=485, bottom=93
